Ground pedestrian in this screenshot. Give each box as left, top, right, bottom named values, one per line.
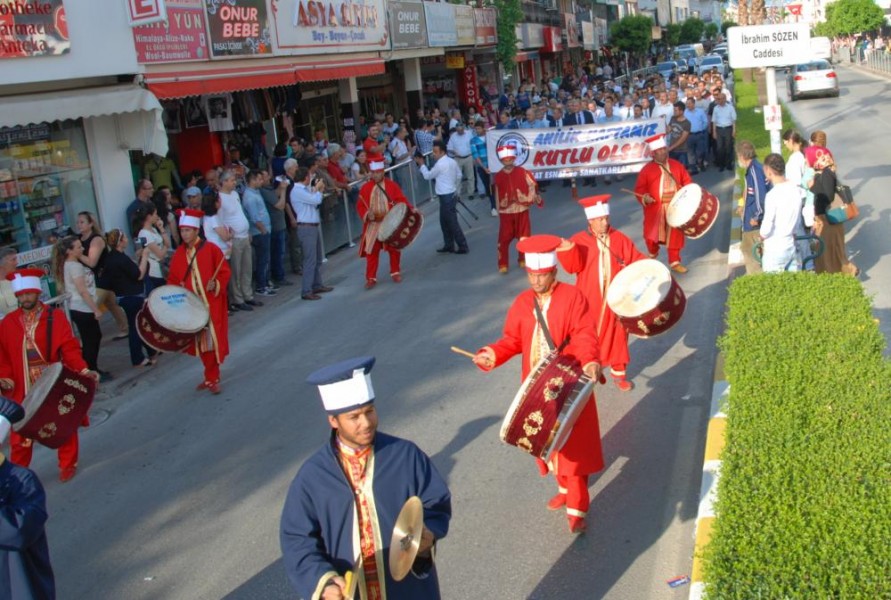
left=0, top=268, right=97, bottom=482
left=807, top=146, right=858, bottom=276
left=279, top=158, right=303, bottom=278
left=101, top=228, right=158, bottom=368
left=0, top=248, right=19, bottom=318
left=759, top=153, right=802, bottom=273
left=52, top=237, right=110, bottom=381
left=132, top=203, right=170, bottom=293
left=667, top=101, right=691, bottom=169
left=736, top=140, right=769, bottom=275
left=357, top=156, right=410, bottom=289
left=280, top=356, right=451, bottom=599
left=289, top=167, right=335, bottom=300
left=126, top=179, right=155, bottom=237
left=473, top=235, right=604, bottom=534
left=241, top=170, right=275, bottom=297
left=183, top=186, right=203, bottom=209
left=259, top=170, right=293, bottom=288
left=74, top=211, right=129, bottom=341
left=446, top=122, right=476, bottom=199
left=416, top=141, right=468, bottom=254
left=166, top=209, right=231, bottom=394
left=684, top=97, right=709, bottom=172
left=557, top=196, right=647, bottom=392
left=492, top=145, right=542, bottom=274
left=0, top=396, right=56, bottom=599
left=633, top=133, right=694, bottom=273
left=470, top=122, right=496, bottom=216
left=710, top=92, right=736, bottom=171
left=218, top=170, right=259, bottom=311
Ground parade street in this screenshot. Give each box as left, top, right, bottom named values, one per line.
left=32, top=63, right=891, bottom=596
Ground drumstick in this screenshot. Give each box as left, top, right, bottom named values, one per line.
left=209, top=260, right=224, bottom=281
left=622, top=188, right=646, bottom=198
left=450, top=346, right=477, bottom=359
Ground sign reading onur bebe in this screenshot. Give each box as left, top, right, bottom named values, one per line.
left=727, top=24, right=810, bottom=69
left=206, top=0, right=271, bottom=58
left=388, top=1, right=426, bottom=50
left=485, top=119, right=666, bottom=180
left=0, top=0, right=70, bottom=58
left=270, top=0, right=389, bottom=54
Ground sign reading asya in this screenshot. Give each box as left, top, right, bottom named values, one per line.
left=271, top=0, right=388, bottom=52
left=293, top=0, right=380, bottom=28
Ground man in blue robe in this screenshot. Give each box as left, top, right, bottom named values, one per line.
left=0, top=396, right=55, bottom=600
left=280, top=356, right=451, bottom=600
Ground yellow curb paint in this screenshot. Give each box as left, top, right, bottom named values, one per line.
left=691, top=516, right=715, bottom=582
left=704, top=417, right=726, bottom=462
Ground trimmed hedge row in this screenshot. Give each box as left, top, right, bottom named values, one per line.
left=706, top=274, right=891, bottom=599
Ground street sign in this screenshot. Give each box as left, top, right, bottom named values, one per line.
left=727, top=24, right=811, bottom=69
left=763, top=105, right=782, bottom=131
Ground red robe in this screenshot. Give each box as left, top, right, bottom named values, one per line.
left=558, top=229, right=647, bottom=371
left=167, top=241, right=231, bottom=363
left=633, top=158, right=692, bottom=248
left=492, top=166, right=539, bottom=212
left=356, top=178, right=409, bottom=257
left=478, top=282, right=604, bottom=476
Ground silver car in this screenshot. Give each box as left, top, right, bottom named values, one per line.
left=787, top=59, right=839, bottom=100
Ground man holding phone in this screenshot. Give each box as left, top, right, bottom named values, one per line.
left=289, top=167, right=335, bottom=301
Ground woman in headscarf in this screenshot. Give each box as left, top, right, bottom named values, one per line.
left=806, top=145, right=857, bottom=275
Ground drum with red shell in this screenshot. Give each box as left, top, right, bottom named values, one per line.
left=606, top=259, right=686, bottom=338
left=377, top=203, right=424, bottom=250
left=500, top=351, right=594, bottom=462
left=137, top=285, right=209, bottom=353
left=14, top=363, right=95, bottom=449
left=667, top=183, right=720, bottom=239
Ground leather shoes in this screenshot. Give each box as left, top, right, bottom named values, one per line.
left=614, top=378, right=634, bottom=392
left=547, top=493, right=567, bottom=511
left=455, top=248, right=469, bottom=254
left=436, top=247, right=455, bottom=253
left=245, top=299, right=263, bottom=307
left=568, top=516, right=587, bottom=534
left=670, top=263, right=688, bottom=274
left=59, top=466, right=77, bottom=483
left=236, top=303, right=254, bottom=311
left=302, top=293, right=322, bottom=301
left=365, top=279, right=377, bottom=290
left=391, top=273, right=402, bottom=283
left=313, top=285, right=334, bottom=293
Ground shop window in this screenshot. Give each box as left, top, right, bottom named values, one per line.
left=0, top=120, right=99, bottom=261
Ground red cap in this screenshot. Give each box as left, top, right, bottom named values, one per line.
left=177, top=208, right=204, bottom=229
left=368, top=155, right=386, bottom=171
left=645, top=133, right=667, bottom=151
left=6, top=268, right=44, bottom=295
left=516, top=234, right=562, bottom=272
left=578, top=195, right=611, bottom=219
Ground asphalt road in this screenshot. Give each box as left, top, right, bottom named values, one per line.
left=31, top=157, right=740, bottom=598
left=778, top=62, right=891, bottom=348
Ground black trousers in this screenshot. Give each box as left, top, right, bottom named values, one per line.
left=715, top=127, right=734, bottom=169
left=70, top=309, right=103, bottom=371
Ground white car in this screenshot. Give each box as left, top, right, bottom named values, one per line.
left=698, top=55, right=726, bottom=77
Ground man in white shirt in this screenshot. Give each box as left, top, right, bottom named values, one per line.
left=416, top=140, right=468, bottom=254
left=446, top=122, right=476, bottom=199
left=218, top=170, right=260, bottom=311
left=760, top=153, right=801, bottom=272
left=711, top=92, right=737, bottom=171
left=652, top=91, right=674, bottom=124
left=289, top=167, right=335, bottom=299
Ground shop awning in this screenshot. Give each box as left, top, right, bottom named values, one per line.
left=0, top=84, right=168, bottom=156
left=144, top=58, right=385, bottom=99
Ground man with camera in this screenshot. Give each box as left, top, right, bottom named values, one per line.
left=289, top=167, right=335, bottom=301
left=415, top=141, right=468, bottom=254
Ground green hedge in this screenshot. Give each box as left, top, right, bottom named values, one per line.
left=707, top=274, right=891, bottom=599
left=733, top=70, right=795, bottom=174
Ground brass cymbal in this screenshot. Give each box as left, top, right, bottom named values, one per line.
left=388, top=496, right=423, bottom=581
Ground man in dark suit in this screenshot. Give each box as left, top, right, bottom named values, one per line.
left=561, top=99, right=597, bottom=187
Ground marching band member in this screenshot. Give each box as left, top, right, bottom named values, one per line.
left=633, top=133, right=693, bottom=273
left=558, top=196, right=647, bottom=392
left=473, top=236, right=604, bottom=534
left=0, top=268, right=96, bottom=482
left=281, top=356, right=451, bottom=600
left=492, top=145, right=542, bottom=274
left=167, top=209, right=231, bottom=395
left=356, top=156, right=410, bottom=290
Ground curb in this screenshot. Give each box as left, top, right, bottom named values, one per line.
left=689, top=352, right=728, bottom=600
left=727, top=170, right=743, bottom=266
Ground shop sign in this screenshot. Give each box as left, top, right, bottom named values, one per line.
left=423, top=2, right=456, bottom=47
left=445, top=52, right=464, bottom=69
left=388, top=1, right=426, bottom=50
left=485, top=118, right=666, bottom=180
left=127, top=0, right=168, bottom=26
left=270, top=0, right=389, bottom=54
left=594, top=17, right=607, bottom=47
left=0, top=124, right=50, bottom=145
left=16, top=244, right=52, bottom=266
left=0, top=0, right=70, bottom=58
left=205, top=0, right=271, bottom=58
left=455, top=4, right=474, bottom=47
left=133, top=0, right=208, bottom=63
left=459, top=63, right=479, bottom=109
left=581, top=20, right=594, bottom=48
left=542, top=26, right=562, bottom=53
left=520, top=22, right=543, bottom=49
left=564, top=13, right=579, bottom=48
left=474, top=8, right=495, bottom=46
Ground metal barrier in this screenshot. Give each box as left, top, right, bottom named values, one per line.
left=864, top=49, right=891, bottom=76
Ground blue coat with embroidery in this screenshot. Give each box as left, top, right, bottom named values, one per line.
left=280, top=432, right=451, bottom=599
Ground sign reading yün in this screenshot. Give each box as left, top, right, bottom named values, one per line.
left=727, top=24, right=810, bottom=69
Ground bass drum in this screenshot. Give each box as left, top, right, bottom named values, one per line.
left=666, top=183, right=719, bottom=239
left=377, top=203, right=423, bottom=250
left=14, top=363, right=96, bottom=449
left=606, top=259, right=686, bottom=338
left=137, top=285, right=210, bottom=353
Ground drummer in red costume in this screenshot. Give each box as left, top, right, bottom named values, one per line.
left=558, top=196, right=647, bottom=392
left=492, top=144, right=542, bottom=274
left=167, top=209, right=231, bottom=395
left=356, top=156, right=410, bottom=290
left=0, top=268, right=96, bottom=482
left=473, top=235, right=604, bottom=534
left=633, top=133, right=693, bottom=273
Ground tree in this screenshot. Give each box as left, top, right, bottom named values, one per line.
left=721, top=21, right=738, bottom=37
left=825, top=0, right=885, bottom=36
left=738, top=0, right=749, bottom=27
left=665, top=23, right=681, bottom=47
left=609, top=15, right=653, bottom=56
left=749, top=0, right=765, bottom=25
left=493, top=0, right=522, bottom=72
left=679, top=17, right=706, bottom=44
left=704, top=22, right=719, bottom=41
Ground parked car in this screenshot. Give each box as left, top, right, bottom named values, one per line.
left=657, top=61, right=678, bottom=80
left=787, top=59, right=839, bottom=100
left=711, top=47, right=730, bottom=63
left=676, top=58, right=689, bottom=74
left=698, top=55, right=726, bottom=77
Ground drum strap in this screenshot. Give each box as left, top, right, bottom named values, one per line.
left=180, top=242, right=204, bottom=287
left=45, top=308, right=54, bottom=363
left=532, top=297, right=569, bottom=353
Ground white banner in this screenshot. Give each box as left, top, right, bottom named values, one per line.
left=485, top=119, right=666, bottom=179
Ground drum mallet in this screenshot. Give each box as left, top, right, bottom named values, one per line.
left=450, top=346, right=477, bottom=360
